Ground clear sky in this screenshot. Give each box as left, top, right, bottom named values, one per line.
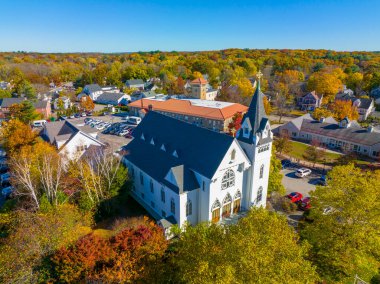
left=1, top=0, right=379, bottom=52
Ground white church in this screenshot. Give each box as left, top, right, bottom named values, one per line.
left=123, top=76, right=273, bottom=233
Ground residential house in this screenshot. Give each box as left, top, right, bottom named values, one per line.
left=41, top=120, right=104, bottom=160
left=297, top=91, right=323, bottom=111
left=34, top=100, right=51, bottom=118
left=370, top=87, right=380, bottom=105
left=128, top=98, right=248, bottom=132
left=130, top=90, right=157, bottom=102
left=335, top=94, right=375, bottom=121
left=123, top=80, right=272, bottom=234
left=275, top=114, right=380, bottom=159
left=83, top=84, right=103, bottom=101
left=96, top=92, right=130, bottom=106
left=53, top=96, right=71, bottom=110
left=125, top=79, right=145, bottom=90
left=0, top=81, right=11, bottom=90
left=101, top=86, right=120, bottom=93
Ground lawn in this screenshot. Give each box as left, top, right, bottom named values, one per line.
left=288, top=141, right=341, bottom=164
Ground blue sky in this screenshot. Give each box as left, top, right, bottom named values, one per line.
left=1, top=0, right=379, bottom=52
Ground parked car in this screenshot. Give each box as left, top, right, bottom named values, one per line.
left=0, top=165, right=9, bottom=174
left=316, top=175, right=327, bottom=185
left=281, top=159, right=291, bottom=168
left=86, top=111, right=93, bottom=116
left=299, top=197, right=311, bottom=210
left=295, top=168, right=312, bottom=178
left=84, top=118, right=93, bottom=124
left=81, top=112, right=87, bottom=117
left=74, top=113, right=81, bottom=118
left=32, top=120, right=47, bottom=128
left=69, top=114, right=75, bottom=119
left=127, top=116, right=141, bottom=125
left=287, top=192, right=303, bottom=203
left=60, top=115, right=67, bottom=120
left=121, top=116, right=130, bottom=121
left=1, top=186, right=14, bottom=198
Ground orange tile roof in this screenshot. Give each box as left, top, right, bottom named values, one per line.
left=129, top=99, right=248, bottom=120
left=191, top=78, right=208, bottom=84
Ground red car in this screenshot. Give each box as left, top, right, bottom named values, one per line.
left=287, top=192, right=303, bottom=203
left=299, top=197, right=311, bottom=210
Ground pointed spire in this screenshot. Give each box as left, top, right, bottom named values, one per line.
left=246, top=71, right=267, bottom=133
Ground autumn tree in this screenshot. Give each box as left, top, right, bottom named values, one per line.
left=227, top=112, right=243, bottom=136
left=0, top=119, right=38, bottom=154
left=168, top=208, right=319, bottom=284
left=300, top=165, right=380, bottom=283
left=303, top=140, right=324, bottom=166
left=274, top=133, right=293, bottom=155
left=0, top=204, right=92, bottom=283
left=50, top=220, right=167, bottom=283
left=80, top=96, right=95, bottom=111
left=313, top=107, right=333, bottom=120
left=8, top=100, right=38, bottom=123
left=263, top=95, right=272, bottom=115
left=329, top=100, right=359, bottom=121
left=12, top=79, right=36, bottom=99
left=307, top=71, right=343, bottom=102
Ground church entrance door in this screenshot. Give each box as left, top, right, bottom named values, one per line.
left=222, top=203, right=231, bottom=218
left=212, top=208, right=220, bottom=223
left=233, top=198, right=241, bottom=214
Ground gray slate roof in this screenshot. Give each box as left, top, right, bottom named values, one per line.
left=42, top=120, right=78, bottom=144
left=33, top=100, right=49, bottom=109
left=300, top=119, right=380, bottom=146
left=84, top=84, right=102, bottom=94
left=123, top=111, right=235, bottom=193
left=126, top=79, right=144, bottom=86
left=97, top=92, right=125, bottom=102
left=0, top=98, right=25, bottom=108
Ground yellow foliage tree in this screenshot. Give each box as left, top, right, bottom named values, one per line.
left=192, top=71, right=203, bottom=79
left=330, top=100, right=359, bottom=121
left=263, top=96, right=272, bottom=115
left=80, top=96, right=95, bottom=111
left=0, top=120, right=38, bottom=155
left=313, top=108, right=333, bottom=120
left=307, top=72, right=343, bottom=102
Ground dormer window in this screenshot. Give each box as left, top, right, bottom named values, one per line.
left=160, top=144, right=166, bottom=151
left=141, top=133, right=145, bottom=140
left=244, top=128, right=249, bottom=135
left=150, top=138, right=155, bottom=145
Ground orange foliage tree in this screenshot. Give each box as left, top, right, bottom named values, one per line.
left=228, top=112, right=243, bottom=136
left=0, top=119, right=38, bottom=154
left=80, top=96, right=95, bottom=111
left=329, top=100, right=359, bottom=121
left=51, top=221, right=168, bottom=283
left=307, top=71, right=343, bottom=102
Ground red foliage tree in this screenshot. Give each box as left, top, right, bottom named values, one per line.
left=228, top=112, right=243, bottom=137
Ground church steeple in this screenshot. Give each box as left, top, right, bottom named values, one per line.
left=237, top=71, right=269, bottom=144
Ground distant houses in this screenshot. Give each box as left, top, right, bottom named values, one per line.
left=274, top=113, right=380, bottom=159
left=77, top=84, right=129, bottom=106
left=190, top=78, right=218, bottom=101
left=82, top=84, right=103, bottom=101
left=125, top=79, right=145, bottom=90
left=53, top=96, right=71, bottom=110
left=334, top=90, right=375, bottom=121
left=0, top=98, right=51, bottom=120
left=297, top=91, right=323, bottom=111
left=96, top=92, right=130, bottom=106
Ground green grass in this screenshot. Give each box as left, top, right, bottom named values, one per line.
left=287, top=141, right=341, bottom=164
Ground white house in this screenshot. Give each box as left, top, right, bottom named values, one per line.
left=96, top=92, right=130, bottom=105
left=123, top=78, right=272, bottom=235
left=53, top=96, right=71, bottom=110
left=41, top=120, right=105, bottom=160
left=83, top=84, right=103, bottom=101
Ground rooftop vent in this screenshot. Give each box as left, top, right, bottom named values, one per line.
left=160, top=144, right=166, bottom=152
left=141, top=133, right=145, bottom=140
left=172, top=150, right=178, bottom=158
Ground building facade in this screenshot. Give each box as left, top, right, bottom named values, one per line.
left=123, top=79, right=272, bottom=235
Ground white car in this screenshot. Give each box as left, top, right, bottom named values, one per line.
left=295, top=168, right=312, bottom=178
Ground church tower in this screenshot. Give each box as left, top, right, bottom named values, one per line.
left=236, top=71, right=273, bottom=209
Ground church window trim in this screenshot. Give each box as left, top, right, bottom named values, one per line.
left=221, top=169, right=235, bottom=190
left=211, top=199, right=221, bottom=212
left=223, top=193, right=232, bottom=204
left=234, top=191, right=242, bottom=200
left=256, top=186, right=263, bottom=203
left=170, top=198, right=175, bottom=214
left=259, top=164, right=264, bottom=179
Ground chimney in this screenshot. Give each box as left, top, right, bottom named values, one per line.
left=319, top=117, right=325, bottom=123
left=148, top=104, right=153, bottom=111
left=367, top=126, right=374, bottom=133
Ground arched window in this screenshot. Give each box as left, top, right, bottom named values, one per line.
left=150, top=179, right=154, bottom=193
left=223, top=193, right=232, bottom=204
left=170, top=198, right=175, bottom=214
left=259, top=165, right=264, bottom=179
left=256, top=186, right=263, bottom=203
left=234, top=191, right=241, bottom=200
left=221, top=170, right=235, bottom=190
left=186, top=201, right=192, bottom=216
left=211, top=199, right=221, bottom=211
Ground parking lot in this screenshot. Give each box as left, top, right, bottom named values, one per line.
left=68, top=115, right=135, bottom=150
